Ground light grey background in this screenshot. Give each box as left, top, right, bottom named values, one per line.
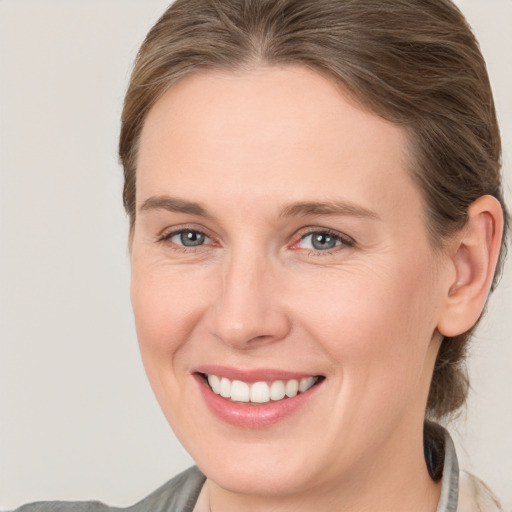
left=0, top=0, right=510, bottom=509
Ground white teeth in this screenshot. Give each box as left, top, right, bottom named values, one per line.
left=270, top=380, right=286, bottom=400
left=299, top=376, right=316, bottom=392
left=220, top=377, right=231, bottom=398
left=285, top=379, right=299, bottom=398
left=250, top=381, right=270, bottom=403
left=208, top=374, right=221, bottom=394
left=231, top=380, right=250, bottom=402
left=206, top=374, right=318, bottom=403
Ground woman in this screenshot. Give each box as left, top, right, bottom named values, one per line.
left=8, top=0, right=509, bottom=511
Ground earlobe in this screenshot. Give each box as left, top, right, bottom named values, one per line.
left=437, top=195, right=504, bottom=338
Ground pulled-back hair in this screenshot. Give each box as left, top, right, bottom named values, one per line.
left=119, top=0, right=509, bottom=419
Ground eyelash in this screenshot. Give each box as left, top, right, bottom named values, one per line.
left=157, top=227, right=213, bottom=252
left=157, top=227, right=355, bottom=254
left=294, top=228, right=355, bottom=254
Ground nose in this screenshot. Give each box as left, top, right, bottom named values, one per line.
left=208, top=251, right=291, bottom=349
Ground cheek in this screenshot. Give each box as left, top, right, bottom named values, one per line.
left=290, top=258, right=439, bottom=387
left=130, top=264, right=208, bottom=363
left=303, top=270, right=437, bottom=441
left=129, top=264, right=216, bottom=430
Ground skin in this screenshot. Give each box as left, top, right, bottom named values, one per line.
left=130, top=66, right=501, bottom=512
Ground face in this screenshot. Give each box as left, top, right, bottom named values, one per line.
left=131, top=66, right=450, bottom=497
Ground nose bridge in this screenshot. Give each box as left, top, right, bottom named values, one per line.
left=211, top=244, right=290, bottom=348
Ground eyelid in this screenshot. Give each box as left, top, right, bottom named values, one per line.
left=291, top=227, right=355, bottom=251
left=155, top=224, right=354, bottom=253
left=157, top=224, right=217, bottom=246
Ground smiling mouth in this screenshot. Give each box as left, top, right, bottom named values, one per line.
left=199, top=373, right=324, bottom=404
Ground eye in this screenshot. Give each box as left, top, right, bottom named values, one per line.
left=165, top=229, right=211, bottom=247
left=297, top=230, right=352, bottom=251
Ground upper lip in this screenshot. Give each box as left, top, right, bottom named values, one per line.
left=193, top=365, right=321, bottom=383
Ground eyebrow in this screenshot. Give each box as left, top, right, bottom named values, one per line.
left=279, top=200, right=381, bottom=220
left=139, top=195, right=380, bottom=221
left=139, top=195, right=212, bottom=218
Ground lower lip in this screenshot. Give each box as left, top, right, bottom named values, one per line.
left=195, top=374, right=323, bottom=429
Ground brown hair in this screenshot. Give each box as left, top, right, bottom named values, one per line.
left=119, top=0, right=509, bottom=419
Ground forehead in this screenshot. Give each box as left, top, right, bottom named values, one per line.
left=136, top=65, right=420, bottom=224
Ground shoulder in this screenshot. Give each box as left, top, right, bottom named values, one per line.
left=8, top=503, right=113, bottom=512
left=132, top=466, right=205, bottom=511
left=6, top=467, right=206, bottom=512
left=457, top=471, right=504, bottom=512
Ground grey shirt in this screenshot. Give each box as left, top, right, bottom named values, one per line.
left=7, top=428, right=503, bottom=512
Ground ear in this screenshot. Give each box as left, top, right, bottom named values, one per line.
left=437, top=195, right=504, bottom=338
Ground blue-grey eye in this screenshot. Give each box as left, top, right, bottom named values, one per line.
left=171, top=230, right=208, bottom=247
left=299, top=232, right=343, bottom=251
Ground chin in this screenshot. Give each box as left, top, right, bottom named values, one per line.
left=198, top=454, right=321, bottom=497
left=176, top=422, right=336, bottom=498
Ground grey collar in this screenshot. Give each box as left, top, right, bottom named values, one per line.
left=436, top=427, right=459, bottom=512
